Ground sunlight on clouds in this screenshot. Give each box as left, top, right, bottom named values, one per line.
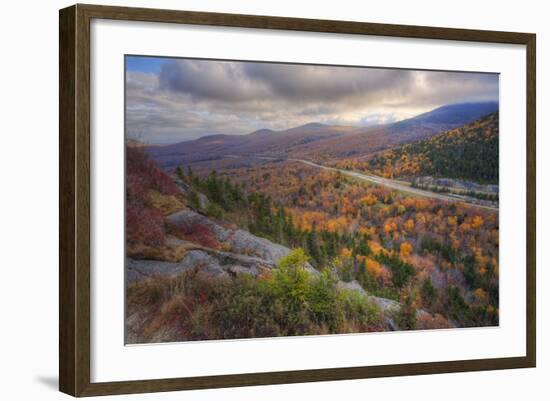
left=125, top=57, right=498, bottom=144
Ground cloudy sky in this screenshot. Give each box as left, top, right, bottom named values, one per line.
left=125, top=56, right=499, bottom=145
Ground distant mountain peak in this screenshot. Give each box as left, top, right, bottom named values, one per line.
left=249, top=122, right=328, bottom=136
left=297, top=122, right=326, bottom=129
left=250, top=128, right=275, bottom=135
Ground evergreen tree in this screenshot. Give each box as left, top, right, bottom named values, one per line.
left=186, top=166, right=195, bottom=184
left=307, top=222, right=322, bottom=267
left=421, top=278, right=437, bottom=309
left=175, top=165, right=185, bottom=182
left=206, top=170, right=222, bottom=204
left=397, top=292, right=417, bottom=330
left=284, top=212, right=296, bottom=246
left=358, top=235, right=371, bottom=256
left=187, top=188, right=200, bottom=209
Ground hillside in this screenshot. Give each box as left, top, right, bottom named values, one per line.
left=146, top=102, right=499, bottom=169
left=125, top=146, right=418, bottom=343
left=177, top=158, right=498, bottom=331
left=360, top=112, right=499, bottom=184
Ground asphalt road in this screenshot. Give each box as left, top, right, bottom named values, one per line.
left=223, top=154, right=498, bottom=211
left=291, top=159, right=499, bottom=212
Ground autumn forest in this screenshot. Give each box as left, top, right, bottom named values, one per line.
left=125, top=56, right=499, bottom=343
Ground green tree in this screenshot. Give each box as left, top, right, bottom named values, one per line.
left=206, top=202, right=224, bottom=219
left=187, top=188, right=201, bottom=209
left=420, top=277, right=437, bottom=309
left=206, top=170, right=222, bottom=204
left=397, top=291, right=417, bottom=330
left=358, top=234, right=371, bottom=256
left=175, top=165, right=185, bottom=182
left=306, top=223, right=322, bottom=267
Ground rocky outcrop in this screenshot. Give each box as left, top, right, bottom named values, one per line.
left=127, top=247, right=275, bottom=283
left=127, top=257, right=196, bottom=282
left=227, top=229, right=289, bottom=262
left=127, top=210, right=318, bottom=283
left=166, top=209, right=294, bottom=264
left=337, top=280, right=367, bottom=296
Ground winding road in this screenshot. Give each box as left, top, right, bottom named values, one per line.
left=224, top=155, right=499, bottom=211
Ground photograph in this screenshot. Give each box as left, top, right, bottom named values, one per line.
left=125, top=56, right=499, bottom=344
left=124, top=55, right=500, bottom=344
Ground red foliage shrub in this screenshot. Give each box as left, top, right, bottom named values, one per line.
left=169, top=222, right=220, bottom=249
left=126, top=146, right=180, bottom=201
left=125, top=146, right=179, bottom=247
left=126, top=202, right=166, bottom=246
left=126, top=172, right=147, bottom=203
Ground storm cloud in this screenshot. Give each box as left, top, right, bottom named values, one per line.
left=126, top=56, right=498, bottom=144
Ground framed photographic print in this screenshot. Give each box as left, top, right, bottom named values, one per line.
left=59, top=4, right=536, bottom=397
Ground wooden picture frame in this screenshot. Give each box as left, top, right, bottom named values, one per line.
left=59, top=3, right=536, bottom=397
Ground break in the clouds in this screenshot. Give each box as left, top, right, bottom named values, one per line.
left=126, top=56, right=498, bottom=144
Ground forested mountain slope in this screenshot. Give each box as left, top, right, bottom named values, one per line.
left=344, top=112, right=499, bottom=184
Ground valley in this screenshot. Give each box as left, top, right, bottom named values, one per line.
left=223, top=155, right=498, bottom=210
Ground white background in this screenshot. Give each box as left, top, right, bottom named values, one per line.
left=0, top=0, right=546, bottom=400
left=91, top=19, right=526, bottom=382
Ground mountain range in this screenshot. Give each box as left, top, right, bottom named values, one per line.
left=144, top=101, right=498, bottom=169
